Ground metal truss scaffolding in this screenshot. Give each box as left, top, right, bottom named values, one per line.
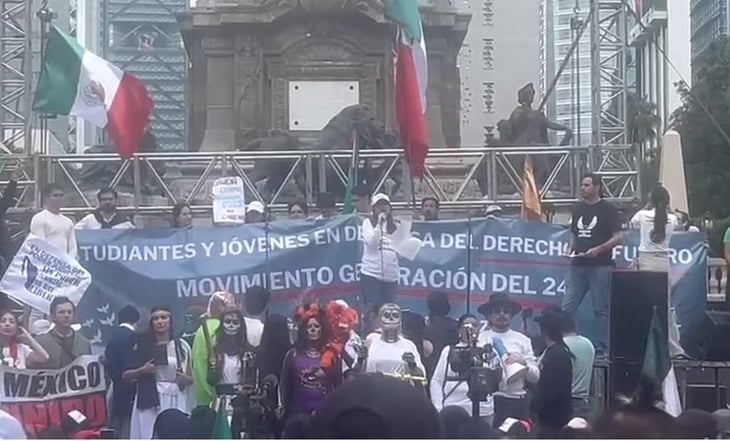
left=0, top=0, right=32, bottom=154
left=590, top=0, right=638, bottom=199
left=103, top=0, right=187, bottom=151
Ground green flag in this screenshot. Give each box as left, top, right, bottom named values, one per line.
left=343, top=131, right=359, bottom=214
left=212, top=398, right=233, bottom=439
left=641, top=306, right=671, bottom=385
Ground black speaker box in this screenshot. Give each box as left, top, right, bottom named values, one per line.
left=608, top=360, right=643, bottom=405
left=610, top=270, right=668, bottom=362
left=681, top=311, right=730, bottom=361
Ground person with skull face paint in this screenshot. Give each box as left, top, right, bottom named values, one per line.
left=192, top=291, right=236, bottom=407
left=365, top=304, right=425, bottom=384
left=124, top=306, right=194, bottom=439
left=209, top=306, right=258, bottom=438
left=279, top=303, right=341, bottom=427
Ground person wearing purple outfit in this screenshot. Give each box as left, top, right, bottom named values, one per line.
left=279, top=303, right=341, bottom=428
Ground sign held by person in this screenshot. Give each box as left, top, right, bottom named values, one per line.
left=0, top=355, right=107, bottom=437
left=0, top=235, right=92, bottom=314
left=212, top=176, right=246, bottom=225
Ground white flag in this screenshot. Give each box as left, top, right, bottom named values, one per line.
left=0, top=235, right=91, bottom=314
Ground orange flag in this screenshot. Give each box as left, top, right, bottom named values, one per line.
left=521, top=155, right=543, bottom=222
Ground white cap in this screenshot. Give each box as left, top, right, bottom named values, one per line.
left=566, top=417, right=588, bottom=429
left=247, top=200, right=265, bottom=214
left=372, top=193, right=390, bottom=206
left=335, top=300, right=349, bottom=308
left=485, top=204, right=502, bottom=215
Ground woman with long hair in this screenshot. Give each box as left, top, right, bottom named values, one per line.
left=255, top=313, right=292, bottom=438
left=172, top=203, right=193, bottom=229
left=0, top=309, right=48, bottom=368
left=360, top=193, right=400, bottom=325
left=208, top=306, right=255, bottom=439
left=630, top=183, right=686, bottom=357
left=279, top=303, right=340, bottom=425
left=532, top=310, right=573, bottom=438
left=287, top=200, right=309, bottom=220
left=124, top=306, right=194, bottom=439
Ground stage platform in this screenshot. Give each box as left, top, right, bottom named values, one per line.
left=591, top=359, right=730, bottom=412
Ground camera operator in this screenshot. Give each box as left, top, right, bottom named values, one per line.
left=477, top=294, right=539, bottom=427
left=430, top=314, right=498, bottom=425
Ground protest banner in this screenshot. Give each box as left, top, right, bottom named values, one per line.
left=211, top=176, right=246, bottom=225
left=0, top=235, right=92, bottom=314
left=75, top=216, right=707, bottom=346
left=0, top=355, right=107, bottom=438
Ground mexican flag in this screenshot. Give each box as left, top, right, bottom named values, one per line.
left=641, top=307, right=682, bottom=416
left=33, top=26, right=154, bottom=158
left=384, top=0, right=429, bottom=179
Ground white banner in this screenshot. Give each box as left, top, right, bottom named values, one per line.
left=0, top=355, right=108, bottom=438
left=212, top=176, right=246, bottom=225
left=0, top=235, right=91, bottom=314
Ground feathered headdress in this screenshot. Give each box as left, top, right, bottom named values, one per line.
left=294, top=302, right=323, bottom=325
left=320, top=300, right=359, bottom=371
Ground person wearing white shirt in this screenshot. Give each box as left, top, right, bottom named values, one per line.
left=629, top=184, right=686, bottom=358
left=0, top=409, right=26, bottom=439
left=430, top=314, right=495, bottom=424
left=477, top=294, right=539, bottom=428
left=360, top=193, right=400, bottom=324
left=243, top=286, right=270, bottom=348
left=30, top=183, right=77, bottom=258
left=0, top=309, right=49, bottom=368
left=75, top=187, right=135, bottom=230
left=365, top=304, right=425, bottom=385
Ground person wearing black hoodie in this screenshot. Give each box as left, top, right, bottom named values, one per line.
left=423, top=292, right=458, bottom=379
left=532, top=309, right=573, bottom=438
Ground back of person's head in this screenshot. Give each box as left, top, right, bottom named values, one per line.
left=153, top=408, right=190, bottom=439
left=558, top=417, right=591, bottom=439
left=307, top=374, right=441, bottom=439
left=244, top=286, right=270, bottom=316
left=281, top=413, right=310, bottom=439
left=650, top=183, right=671, bottom=243
left=117, top=304, right=140, bottom=325
left=438, top=406, right=498, bottom=439
left=497, top=417, right=533, bottom=439
left=713, top=408, right=730, bottom=437
left=427, top=291, right=451, bottom=317
left=676, top=408, right=718, bottom=439
left=594, top=378, right=681, bottom=439
left=188, top=406, right=216, bottom=439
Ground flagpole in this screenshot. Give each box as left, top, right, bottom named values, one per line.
left=36, top=5, right=54, bottom=156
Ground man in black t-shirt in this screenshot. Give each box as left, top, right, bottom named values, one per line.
left=563, top=173, right=622, bottom=354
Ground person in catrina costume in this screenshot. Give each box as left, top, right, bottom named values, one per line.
left=191, top=291, right=236, bottom=407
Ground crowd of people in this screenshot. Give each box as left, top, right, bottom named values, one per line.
left=0, top=170, right=723, bottom=439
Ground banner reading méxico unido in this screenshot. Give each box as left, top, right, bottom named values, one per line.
left=75, top=215, right=707, bottom=346
left=0, top=355, right=107, bottom=438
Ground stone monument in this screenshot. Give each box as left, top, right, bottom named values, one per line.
left=178, top=0, right=470, bottom=151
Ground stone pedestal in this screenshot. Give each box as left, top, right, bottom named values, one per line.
left=178, top=0, right=470, bottom=151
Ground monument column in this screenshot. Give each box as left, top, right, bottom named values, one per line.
left=234, top=36, right=264, bottom=147
left=199, top=37, right=235, bottom=151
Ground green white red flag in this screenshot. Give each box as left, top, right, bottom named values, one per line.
left=33, top=26, right=154, bottom=159
left=385, top=0, right=429, bottom=179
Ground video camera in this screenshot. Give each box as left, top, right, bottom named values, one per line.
left=446, top=323, right=502, bottom=407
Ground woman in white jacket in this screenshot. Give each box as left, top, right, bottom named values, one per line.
left=360, top=193, right=400, bottom=320
left=430, top=314, right=494, bottom=424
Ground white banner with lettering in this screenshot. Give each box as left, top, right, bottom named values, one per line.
left=0, top=235, right=91, bottom=314
left=212, top=176, right=246, bottom=225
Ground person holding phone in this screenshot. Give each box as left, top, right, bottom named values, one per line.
left=0, top=309, right=49, bottom=368
left=123, top=306, right=193, bottom=439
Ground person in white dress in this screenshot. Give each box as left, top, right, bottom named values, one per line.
left=0, top=309, right=48, bottom=368
left=629, top=184, right=686, bottom=358
left=365, top=304, right=425, bottom=387
left=124, top=306, right=194, bottom=439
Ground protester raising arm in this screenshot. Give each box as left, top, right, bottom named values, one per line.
left=18, top=327, right=49, bottom=366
